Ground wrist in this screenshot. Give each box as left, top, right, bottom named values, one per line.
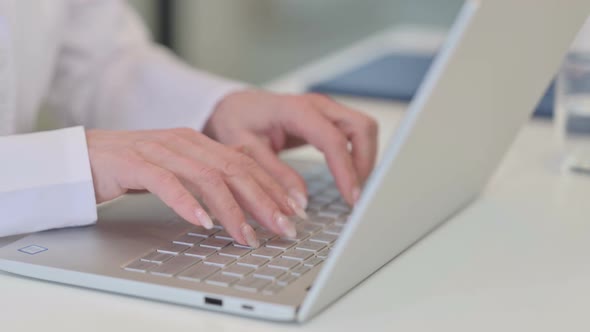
left=204, top=89, right=252, bottom=140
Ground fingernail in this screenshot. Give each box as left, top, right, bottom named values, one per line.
left=241, top=224, right=260, bottom=248
left=352, top=187, right=361, bottom=205
left=195, top=209, right=214, bottom=229
left=288, top=188, right=308, bottom=210
left=276, top=212, right=297, bottom=238
left=287, top=197, right=308, bottom=220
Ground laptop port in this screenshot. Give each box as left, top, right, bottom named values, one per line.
left=242, top=304, right=254, bottom=311
left=204, top=297, right=223, bottom=307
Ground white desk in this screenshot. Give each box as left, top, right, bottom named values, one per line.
left=2, top=27, right=590, bottom=331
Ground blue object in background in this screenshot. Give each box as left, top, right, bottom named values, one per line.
left=308, top=53, right=555, bottom=118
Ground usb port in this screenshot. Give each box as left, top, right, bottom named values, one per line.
left=204, top=297, right=223, bottom=306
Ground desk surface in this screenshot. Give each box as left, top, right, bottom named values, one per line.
left=2, top=28, right=590, bottom=331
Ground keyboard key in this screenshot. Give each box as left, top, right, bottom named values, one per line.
left=309, top=233, right=338, bottom=244
left=334, top=217, right=349, bottom=226
left=306, top=181, right=325, bottom=192
left=206, top=272, right=240, bottom=287
left=188, top=227, right=219, bottom=238
left=262, top=283, right=285, bottom=295
left=317, top=210, right=341, bottom=219
left=253, top=267, right=285, bottom=280
left=234, top=276, right=271, bottom=293
left=280, top=231, right=309, bottom=242
left=219, top=246, right=251, bottom=258
left=222, top=265, right=255, bottom=278
left=290, top=216, right=307, bottom=224
left=184, top=246, right=216, bottom=258
left=203, top=254, right=235, bottom=267
left=313, top=195, right=334, bottom=204
left=306, top=201, right=325, bottom=212
left=124, top=259, right=157, bottom=273
left=303, top=257, right=324, bottom=267
left=310, top=216, right=335, bottom=226
left=173, top=234, right=205, bottom=246
left=140, top=251, right=174, bottom=264
left=251, top=247, right=282, bottom=258
left=277, top=273, right=298, bottom=286
left=157, top=243, right=190, bottom=255
left=237, top=255, right=268, bottom=268
left=291, top=265, right=311, bottom=277
left=268, top=258, right=300, bottom=270
left=327, top=203, right=351, bottom=213
left=316, top=248, right=331, bottom=259
left=255, top=229, right=277, bottom=241
left=200, top=238, right=231, bottom=249
left=265, top=239, right=296, bottom=250
left=282, top=249, right=313, bottom=261
left=321, top=188, right=340, bottom=198
left=178, top=263, right=220, bottom=282
left=150, top=255, right=200, bottom=277
left=296, top=240, right=326, bottom=252
left=213, top=230, right=233, bottom=240
left=233, top=242, right=257, bottom=249
left=298, top=223, right=322, bottom=234
left=323, top=225, right=343, bottom=235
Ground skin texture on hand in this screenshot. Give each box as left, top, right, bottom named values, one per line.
left=204, top=90, right=379, bottom=207
left=86, top=128, right=306, bottom=248
left=86, top=90, right=378, bottom=247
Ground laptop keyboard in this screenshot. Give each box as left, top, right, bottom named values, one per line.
left=123, top=166, right=350, bottom=295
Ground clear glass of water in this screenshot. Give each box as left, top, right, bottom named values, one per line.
left=554, top=48, right=590, bottom=174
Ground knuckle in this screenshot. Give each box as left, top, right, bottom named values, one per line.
left=235, top=152, right=258, bottom=170
left=222, top=159, right=242, bottom=177
left=200, top=167, right=224, bottom=186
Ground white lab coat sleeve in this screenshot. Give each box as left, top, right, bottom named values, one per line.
left=0, top=126, right=96, bottom=237
left=45, top=0, right=246, bottom=131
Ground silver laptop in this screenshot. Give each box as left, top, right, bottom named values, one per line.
left=0, top=0, right=587, bottom=323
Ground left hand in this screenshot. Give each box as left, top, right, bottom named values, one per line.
left=204, top=90, right=379, bottom=208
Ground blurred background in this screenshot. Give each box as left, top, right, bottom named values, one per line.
left=127, top=0, right=463, bottom=84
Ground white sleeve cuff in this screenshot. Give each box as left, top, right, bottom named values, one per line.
left=0, top=126, right=97, bottom=237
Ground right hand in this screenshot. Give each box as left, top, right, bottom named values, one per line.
left=86, top=128, right=307, bottom=248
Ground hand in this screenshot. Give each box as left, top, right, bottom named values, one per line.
left=86, top=128, right=308, bottom=248
left=204, top=90, right=378, bottom=207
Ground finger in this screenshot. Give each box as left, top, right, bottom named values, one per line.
left=135, top=140, right=258, bottom=247
left=224, top=171, right=297, bottom=239
left=309, top=94, right=379, bottom=183
left=121, top=157, right=213, bottom=230
left=236, top=135, right=309, bottom=211
left=279, top=105, right=360, bottom=205
left=170, top=129, right=301, bottom=218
